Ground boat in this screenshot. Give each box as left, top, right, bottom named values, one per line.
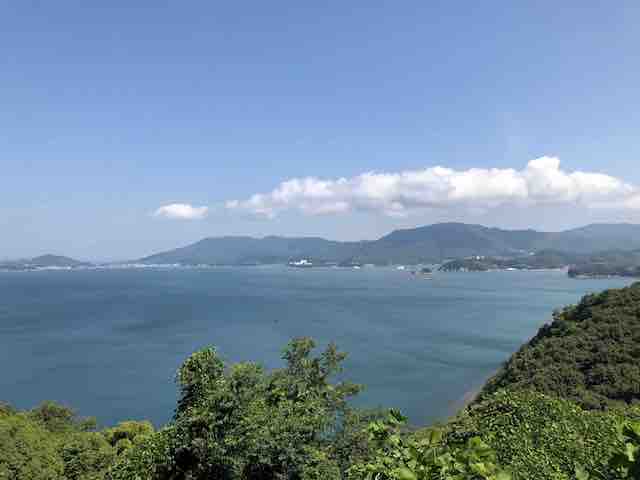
left=288, top=259, right=313, bottom=268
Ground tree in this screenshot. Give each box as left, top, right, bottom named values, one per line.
left=29, top=400, right=97, bottom=433
left=0, top=413, right=64, bottom=480
left=111, top=337, right=363, bottom=480
left=61, top=432, right=115, bottom=480
left=103, top=421, right=155, bottom=454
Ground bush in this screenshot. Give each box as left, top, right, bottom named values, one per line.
left=448, top=390, right=639, bottom=480
left=608, top=420, right=640, bottom=478
left=348, top=409, right=510, bottom=480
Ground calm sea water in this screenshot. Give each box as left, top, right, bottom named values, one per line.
left=0, top=267, right=634, bottom=427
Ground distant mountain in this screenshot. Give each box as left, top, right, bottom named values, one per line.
left=29, top=255, right=91, bottom=267
left=139, top=223, right=640, bottom=266
left=0, top=254, right=91, bottom=270
left=140, top=236, right=366, bottom=266
left=551, top=223, right=640, bottom=252
left=360, top=223, right=547, bottom=263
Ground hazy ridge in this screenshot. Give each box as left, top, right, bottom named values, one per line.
left=139, top=222, right=640, bottom=266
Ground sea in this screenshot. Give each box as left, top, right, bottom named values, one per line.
left=0, top=266, right=635, bottom=427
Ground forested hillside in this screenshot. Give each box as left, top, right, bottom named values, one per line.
left=481, top=282, right=640, bottom=409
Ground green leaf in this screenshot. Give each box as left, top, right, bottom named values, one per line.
left=574, top=465, right=589, bottom=480
left=494, top=472, right=512, bottom=480
left=395, top=466, right=418, bottom=480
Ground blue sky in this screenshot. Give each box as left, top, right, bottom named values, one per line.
left=2, top=1, right=640, bottom=259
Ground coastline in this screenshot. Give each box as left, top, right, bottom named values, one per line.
left=447, top=371, right=497, bottom=418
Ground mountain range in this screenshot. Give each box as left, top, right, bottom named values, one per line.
left=139, top=222, right=640, bottom=266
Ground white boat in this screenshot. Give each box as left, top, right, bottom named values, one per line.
left=288, top=259, right=313, bottom=268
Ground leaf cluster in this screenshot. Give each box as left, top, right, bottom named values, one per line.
left=348, top=409, right=510, bottom=480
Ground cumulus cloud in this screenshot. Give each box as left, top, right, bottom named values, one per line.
left=154, top=203, right=209, bottom=220
left=226, top=157, right=639, bottom=218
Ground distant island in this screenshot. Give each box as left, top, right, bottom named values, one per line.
left=568, top=263, right=640, bottom=278
left=0, top=254, right=92, bottom=271
left=439, top=249, right=640, bottom=278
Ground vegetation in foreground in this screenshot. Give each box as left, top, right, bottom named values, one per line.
left=3, top=282, right=640, bottom=479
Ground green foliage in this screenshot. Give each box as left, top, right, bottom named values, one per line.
left=298, top=446, right=342, bottom=480
left=330, top=407, right=389, bottom=474
left=61, top=432, right=115, bottom=480
left=103, top=421, right=154, bottom=454
left=0, top=412, right=65, bottom=480
left=29, top=400, right=97, bottom=433
left=609, top=421, right=640, bottom=478
left=111, top=337, right=363, bottom=479
left=0, top=402, right=16, bottom=416
left=447, top=390, right=639, bottom=480
left=481, top=282, right=640, bottom=409
left=349, top=409, right=510, bottom=480
left=0, top=401, right=140, bottom=480
left=105, top=428, right=173, bottom=480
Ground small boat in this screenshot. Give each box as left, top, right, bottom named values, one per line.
left=288, top=259, right=313, bottom=268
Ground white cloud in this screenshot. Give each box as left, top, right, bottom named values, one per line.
left=154, top=203, right=208, bottom=220
left=226, top=157, right=639, bottom=218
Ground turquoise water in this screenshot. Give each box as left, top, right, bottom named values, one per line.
left=0, top=267, right=634, bottom=427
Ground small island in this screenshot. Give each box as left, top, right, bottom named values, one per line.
left=438, top=249, right=640, bottom=279
left=0, top=254, right=92, bottom=271
left=438, top=251, right=572, bottom=272
left=568, top=263, right=640, bottom=278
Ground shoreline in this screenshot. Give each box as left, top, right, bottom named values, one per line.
left=446, top=371, right=498, bottom=420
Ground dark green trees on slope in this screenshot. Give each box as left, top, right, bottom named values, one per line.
left=481, top=282, right=640, bottom=409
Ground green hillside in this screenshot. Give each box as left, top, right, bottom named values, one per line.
left=481, top=282, right=640, bottom=409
